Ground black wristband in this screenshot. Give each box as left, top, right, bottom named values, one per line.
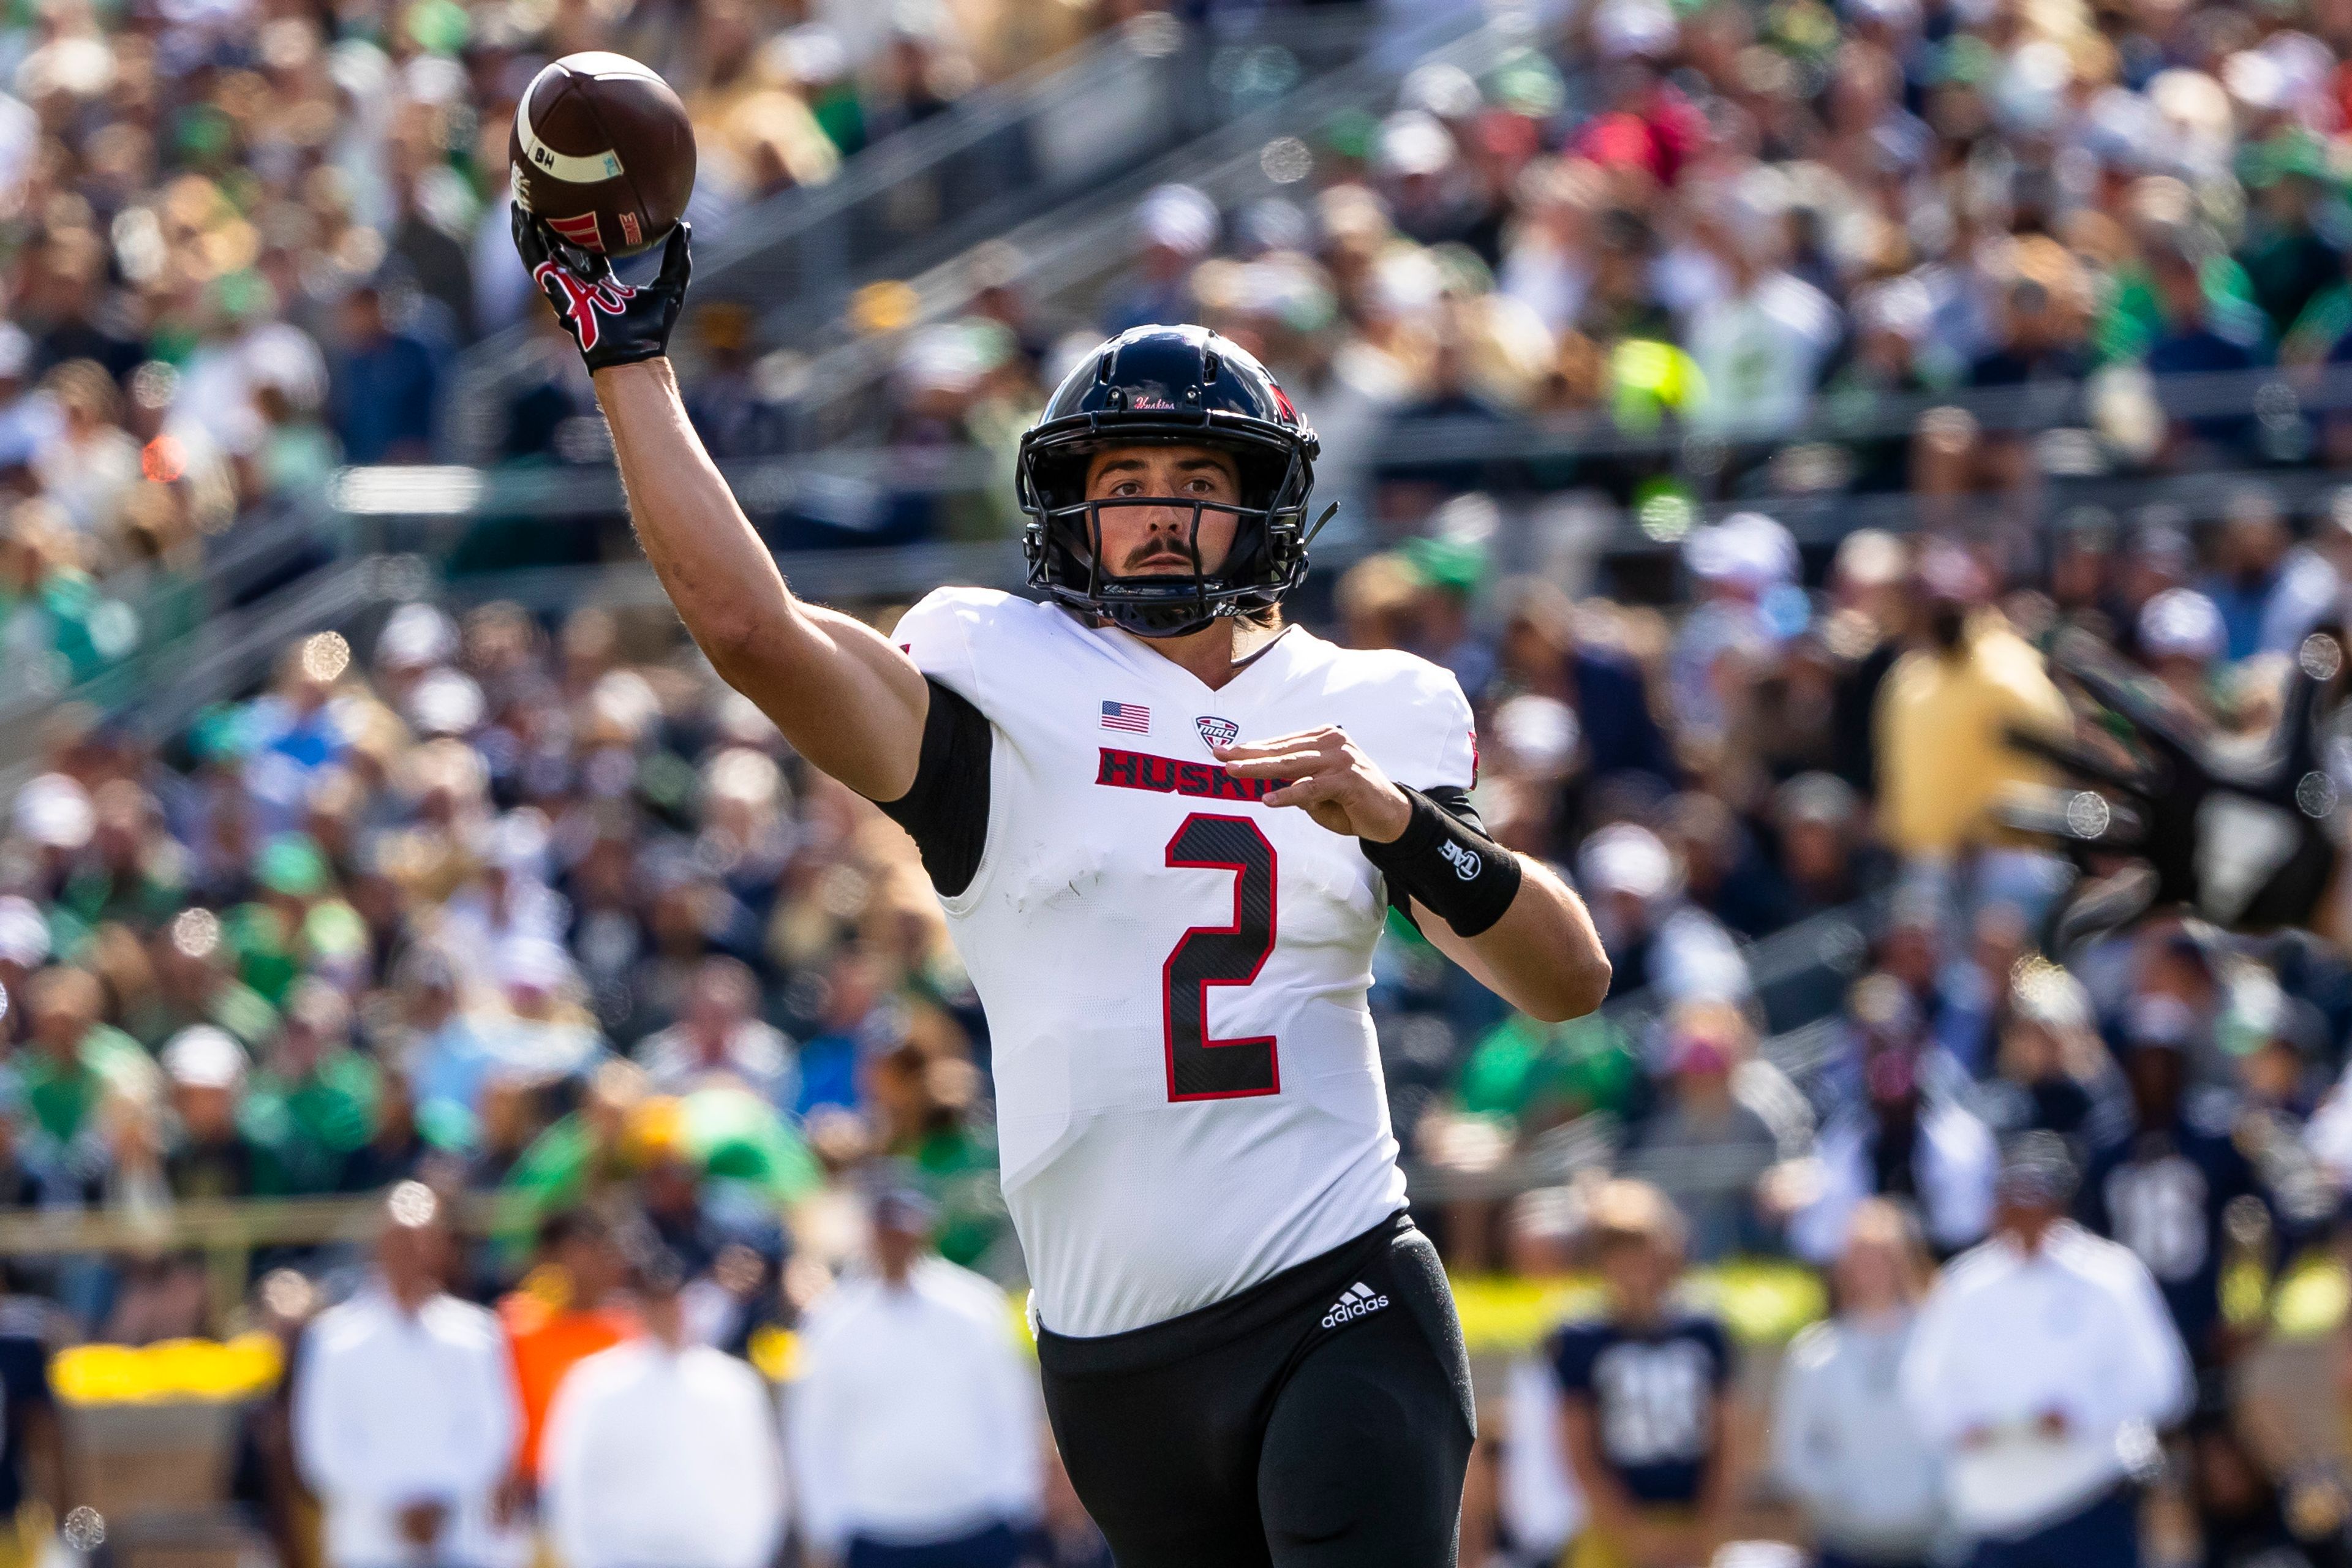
left=1361, top=786, right=1523, bottom=938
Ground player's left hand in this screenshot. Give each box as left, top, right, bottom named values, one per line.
left=1215, top=727, right=1412, bottom=843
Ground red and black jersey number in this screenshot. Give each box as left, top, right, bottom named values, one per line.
left=1161, top=813, right=1280, bottom=1101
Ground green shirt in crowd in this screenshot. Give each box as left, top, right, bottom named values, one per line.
left=18, top=1025, right=154, bottom=1146
left=243, top=1050, right=381, bottom=1193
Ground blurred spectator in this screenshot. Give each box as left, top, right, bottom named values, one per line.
left=1103, top=186, right=1217, bottom=338
left=159, top=1025, right=268, bottom=1200
left=1791, top=978, right=1996, bottom=1264
left=1685, top=181, right=1841, bottom=437
left=1771, top=774, right=1882, bottom=923
left=788, top=1188, right=1041, bottom=1568
left=1872, top=546, right=2068, bottom=889
left=542, top=1246, right=786, bottom=1568
left=247, top=980, right=381, bottom=1195
left=32, top=363, right=139, bottom=541
left=328, top=287, right=439, bottom=466
left=1670, top=514, right=1794, bottom=756
left=640, top=957, right=797, bottom=1106
left=1551, top=1179, right=1735, bottom=1568
left=1900, top=1135, right=2192, bottom=1568
left=17, top=964, right=154, bottom=1180
left=500, top=1206, right=639, bottom=1487
left=1494, top=581, right=1674, bottom=790
left=2138, top=590, right=2230, bottom=720
left=2079, top=998, right=2269, bottom=1364
left=293, top=1184, right=521, bottom=1568
left=1576, top=826, right=1747, bottom=1006
left=394, top=946, right=508, bottom=1150
left=1774, top=1200, right=1947, bottom=1568
left=796, top=944, right=894, bottom=1117
left=2199, top=489, right=2329, bottom=662
left=2145, top=231, right=2266, bottom=457
left=1978, top=966, right=2126, bottom=1147
left=1621, top=1001, right=1796, bottom=1261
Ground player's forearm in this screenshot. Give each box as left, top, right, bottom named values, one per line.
left=595, top=360, right=799, bottom=657
left=1477, top=858, right=1611, bottom=1020
left=592, top=360, right=925, bottom=799
left=1427, top=858, right=1610, bottom=1023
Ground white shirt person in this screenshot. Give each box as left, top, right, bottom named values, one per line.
left=1774, top=1200, right=1948, bottom=1567
left=786, top=1193, right=1041, bottom=1564
left=1899, top=1137, right=2190, bottom=1547
left=293, top=1186, right=521, bottom=1568
left=542, top=1252, right=787, bottom=1568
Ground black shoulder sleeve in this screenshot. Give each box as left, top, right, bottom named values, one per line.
left=1385, top=785, right=1487, bottom=924
left=874, top=677, right=993, bottom=898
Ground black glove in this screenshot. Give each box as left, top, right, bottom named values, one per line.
left=513, top=206, right=692, bottom=372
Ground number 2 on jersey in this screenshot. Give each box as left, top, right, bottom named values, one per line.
left=1161, top=814, right=1280, bottom=1101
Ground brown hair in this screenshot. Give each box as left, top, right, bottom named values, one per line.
left=1839, top=1197, right=1934, bottom=1305
left=1586, top=1177, right=1689, bottom=1262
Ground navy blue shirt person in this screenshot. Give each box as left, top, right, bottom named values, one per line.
left=2078, top=998, right=2265, bottom=1362
left=329, top=285, right=440, bottom=464
left=1551, top=1180, right=1736, bottom=1568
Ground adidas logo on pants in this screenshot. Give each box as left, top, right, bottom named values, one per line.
left=1322, top=1281, right=1390, bottom=1329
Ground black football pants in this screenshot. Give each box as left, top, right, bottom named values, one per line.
left=1036, top=1212, right=1476, bottom=1568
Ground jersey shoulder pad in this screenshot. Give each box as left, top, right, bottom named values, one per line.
left=1307, top=639, right=1480, bottom=791
left=892, top=587, right=1042, bottom=707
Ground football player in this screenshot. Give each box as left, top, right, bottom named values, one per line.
left=516, top=216, right=1612, bottom=1567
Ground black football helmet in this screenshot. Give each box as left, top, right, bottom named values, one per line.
left=1017, top=323, right=1323, bottom=639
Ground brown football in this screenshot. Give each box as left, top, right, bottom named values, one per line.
left=510, top=51, right=695, bottom=258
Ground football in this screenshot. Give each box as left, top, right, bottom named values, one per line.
left=510, top=51, right=695, bottom=258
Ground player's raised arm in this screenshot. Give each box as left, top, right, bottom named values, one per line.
left=513, top=214, right=929, bottom=803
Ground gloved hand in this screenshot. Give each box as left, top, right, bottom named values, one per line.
left=512, top=206, right=692, bottom=372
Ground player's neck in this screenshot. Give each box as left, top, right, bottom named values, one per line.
left=1139, top=614, right=1283, bottom=691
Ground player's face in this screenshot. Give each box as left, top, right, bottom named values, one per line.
left=1596, top=1233, right=1675, bottom=1319
left=1084, top=445, right=1244, bottom=578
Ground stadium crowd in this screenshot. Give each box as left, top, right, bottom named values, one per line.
left=4, top=484, right=2352, bottom=1565
left=20, top=0, right=2352, bottom=1557
left=797, top=0, right=2352, bottom=528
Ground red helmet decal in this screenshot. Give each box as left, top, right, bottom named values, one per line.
left=1272, top=383, right=1302, bottom=426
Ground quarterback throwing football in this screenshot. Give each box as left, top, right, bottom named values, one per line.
left=517, top=215, right=1611, bottom=1566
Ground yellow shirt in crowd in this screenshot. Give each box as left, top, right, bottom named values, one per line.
left=1874, top=616, right=2070, bottom=858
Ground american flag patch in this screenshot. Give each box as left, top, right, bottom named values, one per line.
left=1099, top=700, right=1151, bottom=734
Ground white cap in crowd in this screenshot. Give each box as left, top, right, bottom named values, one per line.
left=162, top=1025, right=249, bottom=1091
left=1578, top=823, right=1679, bottom=903
left=1684, top=512, right=1798, bottom=592
left=1137, top=184, right=1218, bottom=257
left=2138, top=586, right=2226, bottom=663
left=12, top=774, right=94, bottom=852
left=0, top=897, right=49, bottom=970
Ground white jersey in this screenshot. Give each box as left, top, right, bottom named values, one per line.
left=894, top=587, right=1479, bottom=1337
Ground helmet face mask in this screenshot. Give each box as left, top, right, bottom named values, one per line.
left=1017, top=326, right=1320, bottom=640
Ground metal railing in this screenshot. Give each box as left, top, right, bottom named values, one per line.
left=764, top=6, right=1528, bottom=448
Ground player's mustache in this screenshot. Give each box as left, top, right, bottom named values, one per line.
left=1123, top=546, right=1197, bottom=569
